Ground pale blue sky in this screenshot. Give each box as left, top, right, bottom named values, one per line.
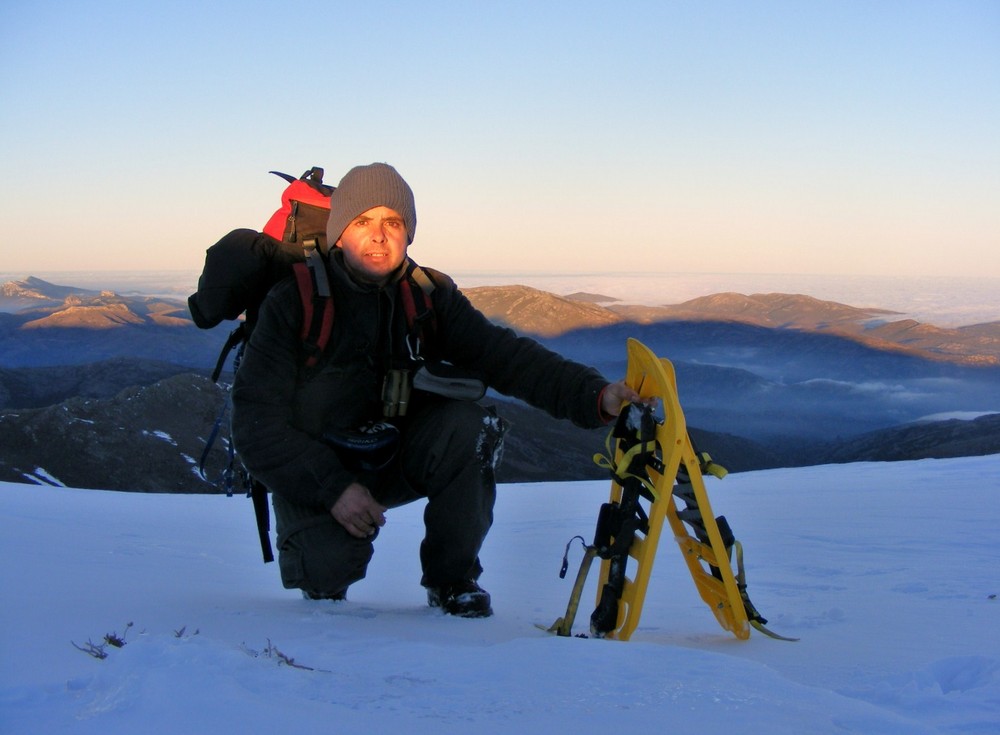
left=2, top=0, right=998, bottom=278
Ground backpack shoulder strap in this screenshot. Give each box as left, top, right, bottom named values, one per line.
left=400, top=263, right=436, bottom=329
left=210, top=323, right=247, bottom=383
left=408, top=263, right=436, bottom=297
left=292, top=249, right=334, bottom=367
left=398, top=263, right=437, bottom=359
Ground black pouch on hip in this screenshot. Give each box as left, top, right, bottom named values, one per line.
left=322, top=422, right=400, bottom=472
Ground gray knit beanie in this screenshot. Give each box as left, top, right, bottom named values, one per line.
left=325, top=163, right=416, bottom=252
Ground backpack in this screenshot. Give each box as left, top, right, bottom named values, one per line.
left=189, top=166, right=437, bottom=378
left=188, top=167, right=336, bottom=381
left=189, top=167, right=437, bottom=563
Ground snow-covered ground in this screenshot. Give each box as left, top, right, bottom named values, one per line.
left=1, top=456, right=998, bottom=733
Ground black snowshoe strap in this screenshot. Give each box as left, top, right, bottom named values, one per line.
left=589, top=404, right=661, bottom=636
left=593, top=404, right=661, bottom=499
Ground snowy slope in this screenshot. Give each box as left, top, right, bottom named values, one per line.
left=1, top=456, right=998, bottom=733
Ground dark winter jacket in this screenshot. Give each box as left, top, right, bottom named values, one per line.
left=231, top=250, right=610, bottom=511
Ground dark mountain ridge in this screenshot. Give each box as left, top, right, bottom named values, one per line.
left=1, top=368, right=995, bottom=491
left=815, top=412, right=1000, bottom=464
left=0, top=373, right=229, bottom=492
left=0, top=358, right=205, bottom=410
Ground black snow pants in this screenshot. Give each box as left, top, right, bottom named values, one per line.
left=272, top=399, right=506, bottom=598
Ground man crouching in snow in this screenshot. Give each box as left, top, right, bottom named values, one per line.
left=232, top=162, right=638, bottom=617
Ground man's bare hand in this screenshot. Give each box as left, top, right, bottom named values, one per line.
left=331, top=482, right=387, bottom=539
left=600, top=380, right=645, bottom=418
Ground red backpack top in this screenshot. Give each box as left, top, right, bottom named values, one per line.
left=261, top=167, right=335, bottom=250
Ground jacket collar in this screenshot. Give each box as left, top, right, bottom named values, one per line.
left=328, top=249, right=411, bottom=293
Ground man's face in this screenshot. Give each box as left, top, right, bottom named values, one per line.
left=335, top=206, right=409, bottom=285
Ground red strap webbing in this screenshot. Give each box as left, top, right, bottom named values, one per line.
left=402, top=265, right=437, bottom=336
left=292, top=262, right=314, bottom=342
left=399, top=278, right=418, bottom=327
left=292, top=261, right=334, bottom=367
left=293, top=260, right=433, bottom=367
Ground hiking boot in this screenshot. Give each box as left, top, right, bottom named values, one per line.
left=302, top=588, right=347, bottom=601
left=426, top=580, right=493, bottom=618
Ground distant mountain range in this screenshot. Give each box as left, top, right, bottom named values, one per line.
left=1, top=275, right=997, bottom=490
left=0, top=276, right=231, bottom=368
left=3, top=276, right=998, bottom=367
left=465, top=285, right=1000, bottom=366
